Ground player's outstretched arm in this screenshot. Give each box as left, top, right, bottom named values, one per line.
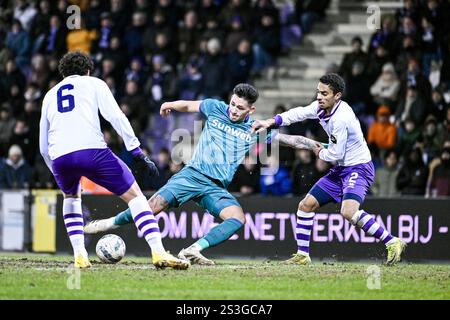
left=160, top=100, right=201, bottom=117
left=250, top=118, right=276, bottom=134
left=275, top=133, right=325, bottom=151
left=251, top=103, right=319, bottom=134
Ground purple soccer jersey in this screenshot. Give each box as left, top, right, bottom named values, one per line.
left=278, top=98, right=401, bottom=259
left=52, top=148, right=135, bottom=195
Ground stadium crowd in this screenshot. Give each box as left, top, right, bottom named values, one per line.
left=0, top=0, right=449, bottom=198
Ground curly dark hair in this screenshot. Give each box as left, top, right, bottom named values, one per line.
left=233, top=83, right=259, bottom=104
left=58, top=51, right=94, bottom=78
left=319, top=73, right=345, bottom=95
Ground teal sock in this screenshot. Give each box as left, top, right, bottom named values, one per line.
left=194, top=238, right=210, bottom=250
left=114, top=208, right=133, bottom=225
left=200, top=218, right=243, bottom=249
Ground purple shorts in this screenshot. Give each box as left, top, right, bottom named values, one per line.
left=52, top=148, right=135, bottom=196
left=310, top=161, right=375, bottom=205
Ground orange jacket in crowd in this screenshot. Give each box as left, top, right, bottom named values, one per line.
left=80, top=177, right=112, bottom=195
left=66, top=29, right=97, bottom=54
left=367, top=105, right=397, bottom=150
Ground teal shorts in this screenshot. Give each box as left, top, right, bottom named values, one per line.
left=155, top=166, right=241, bottom=217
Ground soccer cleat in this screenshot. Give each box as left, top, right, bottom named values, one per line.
left=152, top=251, right=190, bottom=270
left=74, top=254, right=92, bottom=268
left=178, top=247, right=215, bottom=265
left=386, top=238, right=407, bottom=266
left=282, top=253, right=312, bottom=265
left=84, top=218, right=118, bottom=234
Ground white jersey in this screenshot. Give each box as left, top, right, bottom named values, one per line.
left=279, top=100, right=371, bottom=166
left=39, top=75, right=140, bottom=171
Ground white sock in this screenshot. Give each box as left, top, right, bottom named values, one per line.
left=128, top=195, right=165, bottom=254
left=351, top=210, right=396, bottom=246
left=296, top=210, right=314, bottom=256
left=63, top=198, right=87, bottom=258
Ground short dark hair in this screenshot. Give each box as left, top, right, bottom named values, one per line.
left=319, top=73, right=345, bottom=95
left=384, top=149, right=397, bottom=161
left=351, top=36, right=363, bottom=45
left=233, top=83, right=259, bottom=105
left=58, top=51, right=94, bottom=78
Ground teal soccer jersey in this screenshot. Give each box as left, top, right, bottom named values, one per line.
left=187, top=98, right=269, bottom=187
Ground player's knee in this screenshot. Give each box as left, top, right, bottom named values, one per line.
left=299, top=198, right=317, bottom=213
left=341, top=208, right=357, bottom=221
left=121, top=182, right=144, bottom=203
left=219, top=204, right=245, bottom=224
left=340, top=200, right=361, bottom=221
left=227, top=212, right=245, bottom=224
left=129, top=183, right=143, bottom=197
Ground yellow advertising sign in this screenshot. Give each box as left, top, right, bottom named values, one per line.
left=32, top=190, right=59, bottom=252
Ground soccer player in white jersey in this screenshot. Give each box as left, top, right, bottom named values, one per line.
left=39, top=51, right=189, bottom=269
left=252, top=73, right=406, bottom=266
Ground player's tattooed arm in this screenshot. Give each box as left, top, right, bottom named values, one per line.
left=275, top=133, right=323, bottom=151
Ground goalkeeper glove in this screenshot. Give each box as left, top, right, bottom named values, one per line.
left=131, top=147, right=159, bottom=178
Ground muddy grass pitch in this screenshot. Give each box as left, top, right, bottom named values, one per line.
left=0, top=254, right=448, bottom=299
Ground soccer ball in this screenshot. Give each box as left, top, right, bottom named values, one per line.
left=96, top=234, right=126, bottom=263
